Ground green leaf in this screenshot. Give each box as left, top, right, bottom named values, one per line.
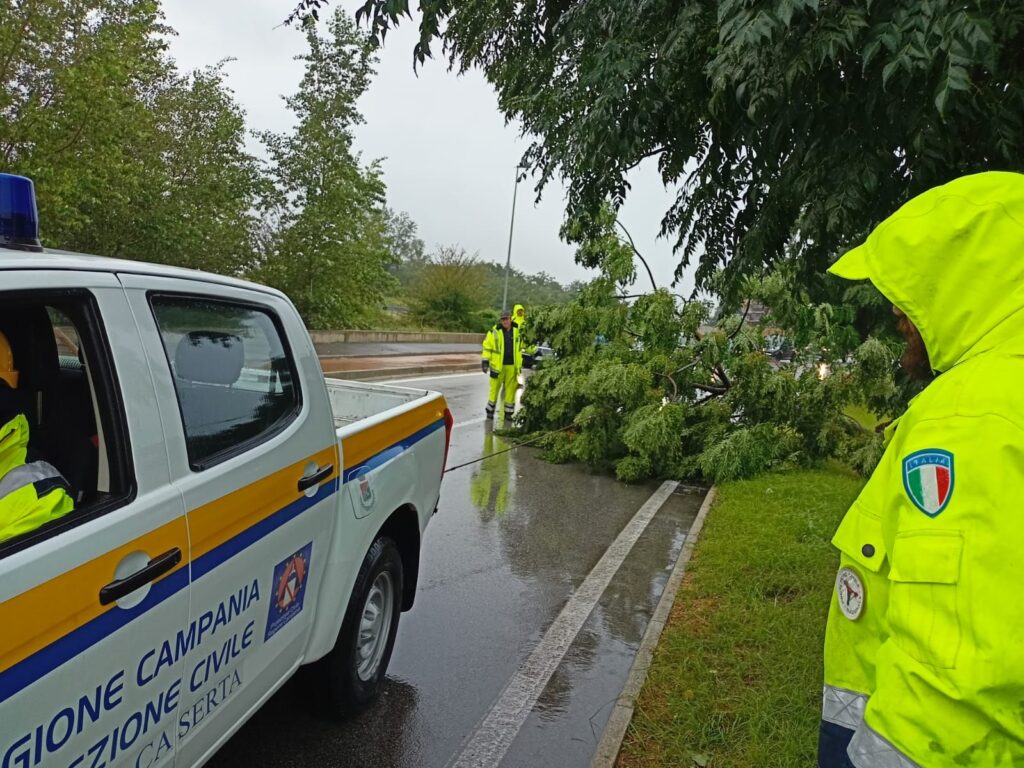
left=862, top=38, right=882, bottom=70
left=776, top=0, right=795, bottom=27
left=881, top=59, right=900, bottom=88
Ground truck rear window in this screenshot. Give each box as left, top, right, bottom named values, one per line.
left=150, top=296, right=300, bottom=470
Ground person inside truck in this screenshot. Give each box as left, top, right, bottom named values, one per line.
left=0, top=330, right=75, bottom=544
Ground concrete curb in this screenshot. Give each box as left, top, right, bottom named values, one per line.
left=310, top=329, right=485, bottom=344
left=320, top=349, right=478, bottom=359
left=590, top=485, right=719, bottom=768
left=325, top=362, right=480, bottom=382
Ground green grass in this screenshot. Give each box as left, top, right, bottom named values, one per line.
left=619, top=463, right=865, bottom=768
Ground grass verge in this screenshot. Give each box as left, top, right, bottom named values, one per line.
left=617, top=463, right=865, bottom=768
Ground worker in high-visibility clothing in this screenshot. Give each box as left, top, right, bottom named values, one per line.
left=513, top=302, right=539, bottom=360
left=819, top=171, right=1024, bottom=768
left=0, top=331, right=74, bottom=544
left=512, top=303, right=527, bottom=332
left=481, top=309, right=522, bottom=420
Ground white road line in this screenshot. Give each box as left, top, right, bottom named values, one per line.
left=448, top=480, right=680, bottom=768
left=453, top=416, right=488, bottom=430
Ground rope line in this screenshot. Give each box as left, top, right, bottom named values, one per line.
left=443, top=420, right=583, bottom=474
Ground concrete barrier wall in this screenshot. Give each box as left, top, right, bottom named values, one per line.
left=309, top=330, right=486, bottom=344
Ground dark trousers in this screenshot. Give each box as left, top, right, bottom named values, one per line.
left=818, top=720, right=857, bottom=768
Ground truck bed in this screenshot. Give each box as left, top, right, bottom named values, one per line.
left=325, top=378, right=437, bottom=432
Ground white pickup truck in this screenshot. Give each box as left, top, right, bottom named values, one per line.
left=0, top=175, right=452, bottom=768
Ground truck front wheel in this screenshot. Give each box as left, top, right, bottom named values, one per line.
left=323, top=536, right=404, bottom=718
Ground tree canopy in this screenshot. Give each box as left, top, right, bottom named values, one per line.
left=313, top=0, right=1024, bottom=299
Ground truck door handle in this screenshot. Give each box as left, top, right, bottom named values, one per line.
left=298, top=464, right=334, bottom=492
left=99, top=548, right=182, bottom=606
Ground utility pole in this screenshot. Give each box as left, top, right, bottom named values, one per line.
left=501, top=165, right=523, bottom=313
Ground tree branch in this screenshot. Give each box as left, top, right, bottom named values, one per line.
left=615, top=219, right=657, bottom=292
left=656, top=372, right=678, bottom=399
left=624, top=146, right=667, bottom=173
left=618, top=291, right=689, bottom=305
left=726, top=299, right=752, bottom=342
left=840, top=413, right=868, bottom=435
left=693, top=383, right=728, bottom=395
left=713, top=365, right=732, bottom=389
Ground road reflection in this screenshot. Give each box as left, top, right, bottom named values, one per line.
left=469, top=426, right=513, bottom=521
left=210, top=673, right=421, bottom=767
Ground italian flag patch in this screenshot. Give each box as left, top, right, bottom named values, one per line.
left=902, top=449, right=954, bottom=517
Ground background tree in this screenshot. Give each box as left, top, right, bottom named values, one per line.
left=1, top=0, right=170, bottom=253
left=408, top=245, right=489, bottom=331
left=1, top=1, right=262, bottom=271
left=147, top=64, right=266, bottom=274
left=479, top=263, right=579, bottom=309
left=384, top=208, right=427, bottom=264
left=257, top=10, right=396, bottom=328
left=383, top=208, right=579, bottom=327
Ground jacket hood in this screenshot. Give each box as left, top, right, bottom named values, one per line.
left=513, top=304, right=525, bottom=320
left=829, top=171, right=1024, bottom=372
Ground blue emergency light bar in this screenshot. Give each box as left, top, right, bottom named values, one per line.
left=0, top=173, right=42, bottom=252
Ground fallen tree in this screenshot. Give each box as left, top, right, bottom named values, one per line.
left=517, top=218, right=912, bottom=484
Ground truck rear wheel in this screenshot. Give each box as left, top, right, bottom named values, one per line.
left=322, top=535, right=404, bottom=719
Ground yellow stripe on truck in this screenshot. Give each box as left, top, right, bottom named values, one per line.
left=187, top=445, right=339, bottom=562
left=341, top=400, right=446, bottom=473
left=0, top=518, right=189, bottom=676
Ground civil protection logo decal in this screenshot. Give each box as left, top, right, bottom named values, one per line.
left=265, top=542, right=313, bottom=641
left=902, top=449, right=954, bottom=517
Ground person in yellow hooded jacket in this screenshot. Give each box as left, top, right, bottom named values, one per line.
left=819, top=171, right=1024, bottom=767
left=513, top=303, right=539, bottom=366
left=0, top=331, right=74, bottom=544
left=481, top=310, right=522, bottom=420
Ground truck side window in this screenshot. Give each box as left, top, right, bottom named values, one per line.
left=150, top=295, right=301, bottom=470
left=0, top=292, right=134, bottom=555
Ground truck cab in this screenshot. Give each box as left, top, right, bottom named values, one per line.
left=0, top=174, right=452, bottom=768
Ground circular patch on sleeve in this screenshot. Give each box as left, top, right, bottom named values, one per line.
left=835, top=567, right=865, bottom=620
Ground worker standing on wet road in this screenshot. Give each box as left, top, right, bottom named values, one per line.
left=481, top=310, right=522, bottom=421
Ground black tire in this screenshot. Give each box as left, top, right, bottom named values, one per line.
left=321, top=536, right=404, bottom=719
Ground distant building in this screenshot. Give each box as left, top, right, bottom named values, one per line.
left=739, top=299, right=769, bottom=324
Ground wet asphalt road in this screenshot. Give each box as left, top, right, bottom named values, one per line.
left=208, top=372, right=704, bottom=768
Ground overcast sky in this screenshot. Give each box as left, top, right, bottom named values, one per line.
left=159, top=0, right=694, bottom=292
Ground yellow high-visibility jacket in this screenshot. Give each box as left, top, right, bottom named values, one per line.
left=822, top=171, right=1024, bottom=767
left=512, top=303, right=538, bottom=356
left=0, top=413, right=74, bottom=544
left=482, top=323, right=522, bottom=375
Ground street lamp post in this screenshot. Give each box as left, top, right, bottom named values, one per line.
left=501, top=165, right=525, bottom=313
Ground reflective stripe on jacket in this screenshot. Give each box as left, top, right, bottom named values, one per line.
left=0, top=413, right=74, bottom=544
left=482, top=324, right=522, bottom=374
left=822, top=172, right=1024, bottom=767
